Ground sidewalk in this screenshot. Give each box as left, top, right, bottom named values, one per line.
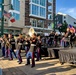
left=0, top=68, right=2, bottom=75
left=0, top=50, right=76, bottom=75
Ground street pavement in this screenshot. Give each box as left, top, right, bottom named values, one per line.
left=0, top=50, right=76, bottom=75
left=0, top=68, right=2, bottom=75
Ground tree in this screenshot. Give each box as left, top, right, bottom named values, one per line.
left=58, top=21, right=68, bottom=32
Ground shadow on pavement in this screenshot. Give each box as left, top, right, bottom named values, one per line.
left=1, top=59, right=76, bottom=75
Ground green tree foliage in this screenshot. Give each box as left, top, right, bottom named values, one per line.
left=58, top=22, right=68, bottom=32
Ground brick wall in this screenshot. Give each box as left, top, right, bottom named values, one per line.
left=25, top=0, right=30, bottom=26
left=25, top=0, right=49, bottom=28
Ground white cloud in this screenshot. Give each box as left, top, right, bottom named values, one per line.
left=58, top=7, right=76, bottom=19
left=68, top=8, right=75, bottom=13
left=59, top=8, right=66, bottom=11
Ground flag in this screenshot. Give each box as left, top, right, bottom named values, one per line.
left=51, top=23, right=54, bottom=29
left=70, top=27, right=75, bottom=33
left=69, top=24, right=72, bottom=28
left=10, top=17, right=15, bottom=23
left=57, top=23, right=62, bottom=28
left=68, top=24, right=75, bottom=33
left=3, top=10, right=11, bottom=18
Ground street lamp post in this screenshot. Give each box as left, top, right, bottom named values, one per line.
left=0, top=0, right=4, bottom=36
left=53, top=14, right=57, bottom=32
left=0, top=1, right=13, bottom=36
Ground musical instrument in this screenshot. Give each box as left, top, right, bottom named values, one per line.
left=29, top=27, right=37, bottom=37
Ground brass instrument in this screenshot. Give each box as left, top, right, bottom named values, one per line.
left=29, top=27, right=36, bottom=37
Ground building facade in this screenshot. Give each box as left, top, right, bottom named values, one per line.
left=0, top=0, right=56, bottom=34
left=11, top=0, right=20, bottom=20
left=56, top=12, right=76, bottom=27
left=0, top=0, right=22, bottom=35
left=0, top=0, right=2, bottom=18
left=24, top=0, right=56, bottom=33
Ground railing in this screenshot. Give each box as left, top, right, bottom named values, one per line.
left=48, top=0, right=52, bottom=3
left=48, top=9, right=52, bottom=12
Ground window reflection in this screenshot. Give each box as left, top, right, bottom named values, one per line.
left=30, top=18, right=44, bottom=28
left=40, top=0, right=46, bottom=6
left=30, top=0, right=46, bottom=18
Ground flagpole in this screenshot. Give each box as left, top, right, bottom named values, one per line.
left=1, top=0, right=4, bottom=36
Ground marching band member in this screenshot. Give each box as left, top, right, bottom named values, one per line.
left=17, top=34, right=24, bottom=64
left=36, top=35, right=42, bottom=61
left=26, top=33, right=37, bottom=68
left=8, top=34, right=17, bottom=60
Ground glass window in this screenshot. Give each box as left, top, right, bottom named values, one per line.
left=33, top=19, right=37, bottom=27
left=30, top=0, right=46, bottom=18
left=32, top=0, right=39, bottom=4
left=37, top=20, right=44, bottom=27
left=64, top=20, right=66, bottom=23
left=0, top=11, right=1, bottom=18
left=40, top=7, right=46, bottom=17
left=64, top=16, right=66, bottom=19
left=32, top=4, right=39, bottom=15
left=30, top=18, right=44, bottom=27
left=40, top=0, right=46, bottom=6
left=0, top=0, right=2, bottom=18
left=12, top=0, right=20, bottom=11
left=12, top=13, right=20, bottom=20
left=30, top=18, right=37, bottom=27
left=0, top=0, right=2, bottom=3
left=48, top=15, right=52, bottom=19
left=48, top=0, right=52, bottom=3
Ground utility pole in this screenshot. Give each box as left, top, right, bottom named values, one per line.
left=52, top=0, right=56, bottom=32
left=53, top=13, right=55, bottom=32
left=1, top=0, right=4, bottom=36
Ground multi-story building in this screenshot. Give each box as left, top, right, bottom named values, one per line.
left=22, top=0, right=56, bottom=33
left=56, top=12, right=76, bottom=27
left=0, top=0, right=2, bottom=18
left=10, top=0, right=20, bottom=20
left=0, top=0, right=21, bottom=34
left=0, top=0, right=56, bottom=34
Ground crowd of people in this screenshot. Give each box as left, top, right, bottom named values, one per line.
left=0, top=33, right=42, bottom=68
left=0, top=30, right=76, bottom=68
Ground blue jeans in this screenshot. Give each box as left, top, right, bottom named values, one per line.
left=2, top=47, right=5, bottom=56
left=26, top=51, right=32, bottom=58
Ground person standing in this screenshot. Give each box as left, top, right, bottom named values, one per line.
left=54, top=32, right=58, bottom=47
left=8, top=34, right=17, bottom=60
left=69, top=32, right=75, bottom=48
left=26, top=33, right=37, bottom=68
left=4, top=34, right=9, bottom=58
left=49, top=31, right=54, bottom=46
left=1, top=34, right=7, bottom=57
left=36, top=35, right=42, bottom=61
left=16, top=34, right=24, bottom=64
left=24, top=37, right=30, bottom=54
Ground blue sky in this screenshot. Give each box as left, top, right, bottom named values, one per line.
left=56, top=0, right=76, bottom=19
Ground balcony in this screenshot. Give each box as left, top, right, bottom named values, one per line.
left=48, top=15, right=53, bottom=20
left=48, top=9, right=52, bottom=14
left=48, top=18, right=53, bottom=20
left=48, top=0, right=52, bottom=6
